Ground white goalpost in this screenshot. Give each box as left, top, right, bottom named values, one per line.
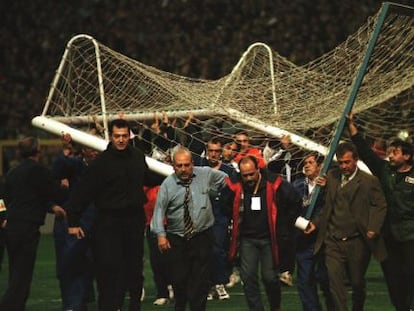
left=32, top=2, right=414, bottom=177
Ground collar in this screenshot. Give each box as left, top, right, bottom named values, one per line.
left=342, top=167, right=358, bottom=182
left=174, top=172, right=196, bottom=185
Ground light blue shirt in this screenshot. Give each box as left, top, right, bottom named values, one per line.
left=151, top=166, right=227, bottom=237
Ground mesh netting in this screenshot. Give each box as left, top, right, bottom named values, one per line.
left=38, top=4, right=414, bottom=174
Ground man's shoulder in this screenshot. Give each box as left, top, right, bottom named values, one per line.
left=262, top=168, right=278, bottom=183
left=326, top=167, right=340, bottom=178
left=193, top=165, right=222, bottom=175
left=161, top=174, right=178, bottom=187
left=358, top=169, right=380, bottom=183
left=219, top=162, right=235, bottom=175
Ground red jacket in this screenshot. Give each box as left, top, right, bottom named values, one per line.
left=143, top=185, right=160, bottom=226
left=225, top=174, right=283, bottom=266
left=233, top=147, right=266, bottom=168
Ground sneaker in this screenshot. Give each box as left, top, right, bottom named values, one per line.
left=207, top=287, right=216, bottom=300
left=279, top=271, right=293, bottom=287
left=215, top=284, right=230, bottom=300
left=153, top=298, right=169, bottom=305
left=168, top=284, right=174, bottom=300
left=225, top=272, right=241, bottom=288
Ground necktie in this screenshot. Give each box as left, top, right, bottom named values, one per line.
left=341, top=176, right=349, bottom=188
left=183, top=181, right=194, bottom=239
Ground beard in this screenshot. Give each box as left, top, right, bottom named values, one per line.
left=243, top=180, right=256, bottom=190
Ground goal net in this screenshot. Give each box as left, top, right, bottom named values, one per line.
left=33, top=2, right=414, bottom=176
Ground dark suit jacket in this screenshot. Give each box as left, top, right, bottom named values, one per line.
left=313, top=168, right=387, bottom=261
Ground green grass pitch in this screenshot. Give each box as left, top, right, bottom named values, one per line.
left=0, top=234, right=392, bottom=310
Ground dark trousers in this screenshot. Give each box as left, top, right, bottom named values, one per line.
left=94, top=213, right=145, bottom=311
left=296, top=245, right=334, bottom=311
left=0, top=222, right=40, bottom=311
left=324, top=236, right=371, bottom=311
left=0, top=227, right=5, bottom=271
left=211, top=222, right=230, bottom=285
left=166, top=229, right=213, bottom=311
left=146, top=227, right=171, bottom=299
left=54, top=206, right=96, bottom=311
left=381, top=236, right=414, bottom=311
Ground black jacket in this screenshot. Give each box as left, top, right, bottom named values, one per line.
left=67, top=143, right=149, bottom=227
left=5, top=158, right=65, bottom=226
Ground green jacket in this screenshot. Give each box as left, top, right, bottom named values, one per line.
left=352, top=133, right=414, bottom=241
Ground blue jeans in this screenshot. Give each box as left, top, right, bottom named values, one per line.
left=239, top=237, right=281, bottom=311
left=296, top=245, right=333, bottom=311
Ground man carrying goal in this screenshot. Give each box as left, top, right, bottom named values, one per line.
left=348, top=114, right=414, bottom=311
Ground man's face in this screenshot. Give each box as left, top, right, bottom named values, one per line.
left=337, top=151, right=358, bottom=178
left=110, top=126, right=130, bottom=151
left=303, top=156, right=321, bottom=179
left=82, top=147, right=99, bottom=164
left=388, top=146, right=409, bottom=168
left=240, top=160, right=260, bottom=188
left=206, top=142, right=222, bottom=166
left=235, top=133, right=249, bottom=153
left=174, top=152, right=194, bottom=182
left=222, top=143, right=237, bottom=161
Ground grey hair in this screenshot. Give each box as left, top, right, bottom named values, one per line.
left=171, top=145, right=193, bottom=163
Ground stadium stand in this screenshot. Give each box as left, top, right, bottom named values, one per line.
left=0, top=0, right=412, bottom=141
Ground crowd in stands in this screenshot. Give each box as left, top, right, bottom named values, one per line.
left=3, top=0, right=411, bottom=140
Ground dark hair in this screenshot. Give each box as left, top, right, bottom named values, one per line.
left=234, top=130, right=249, bottom=137
left=18, top=137, right=40, bottom=158
left=109, top=119, right=130, bottom=134
left=335, top=142, right=359, bottom=159
left=390, top=139, right=413, bottom=165
left=238, top=155, right=258, bottom=169
left=207, top=137, right=222, bottom=147
left=304, top=151, right=325, bottom=165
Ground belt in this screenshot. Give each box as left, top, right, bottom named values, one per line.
left=182, top=227, right=212, bottom=241
left=332, top=233, right=361, bottom=241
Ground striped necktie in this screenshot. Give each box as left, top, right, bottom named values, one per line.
left=182, top=180, right=194, bottom=239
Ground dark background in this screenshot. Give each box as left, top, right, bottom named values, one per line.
left=1, top=0, right=412, bottom=139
